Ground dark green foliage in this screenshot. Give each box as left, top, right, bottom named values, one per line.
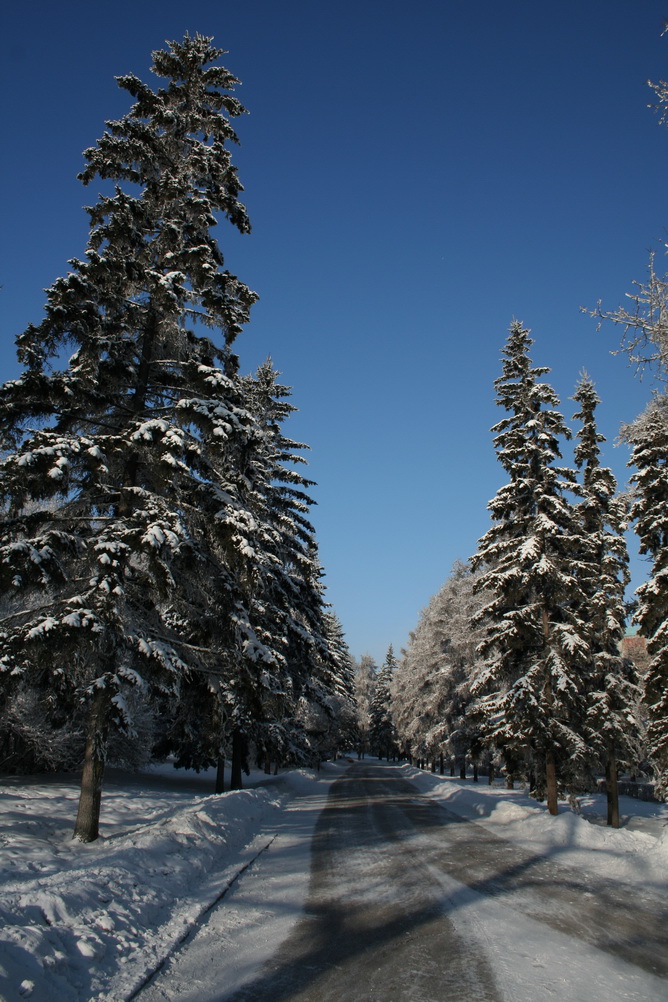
left=471, top=322, right=592, bottom=805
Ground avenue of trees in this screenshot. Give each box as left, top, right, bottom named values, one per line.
left=393, top=327, right=644, bottom=824
left=0, top=35, right=355, bottom=841
left=391, top=69, right=668, bottom=820
left=4, top=32, right=668, bottom=849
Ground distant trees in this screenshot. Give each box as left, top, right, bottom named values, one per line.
left=588, top=73, right=668, bottom=801
left=0, top=35, right=346, bottom=839
left=369, top=645, right=399, bottom=759
left=393, top=561, right=485, bottom=774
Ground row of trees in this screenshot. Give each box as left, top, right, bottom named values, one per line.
left=394, top=325, right=644, bottom=824
left=351, top=647, right=399, bottom=760
left=0, top=35, right=355, bottom=841
left=392, top=68, right=668, bottom=821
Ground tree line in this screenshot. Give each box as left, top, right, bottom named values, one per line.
left=387, top=69, right=668, bottom=825
left=392, top=329, right=642, bottom=826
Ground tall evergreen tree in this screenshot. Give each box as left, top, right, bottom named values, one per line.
left=0, top=35, right=271, bottom=840
left=591, top=63, right=668, bottom=800
left=471, top=322, right=591, bottom=814
left=623, top=395, right=668, bottom=795
left=572, top=374, right=642, bottom=825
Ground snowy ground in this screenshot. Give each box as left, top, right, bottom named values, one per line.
left=1, top=759, right=667, bottom=1002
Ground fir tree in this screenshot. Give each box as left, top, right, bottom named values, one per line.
left=297, top=611, right=357, bottom=763
left=0, top=35, right=266, bottom=841
left=623, top=394, right=668, bottom=796
left=572, top=374, right=642, bottom=825
left=471, top=321, right=591, bottom=814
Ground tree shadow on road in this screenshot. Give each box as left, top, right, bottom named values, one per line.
left=215, top=763, right=668, bottom=1001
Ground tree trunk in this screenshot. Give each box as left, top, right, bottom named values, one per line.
left=73, top=688, right=111, bottom=842
left=506, top=776, right=514, bottom=789
left=215, top=756, right=225, bottom=794
left=431, top=759, right=436, bottom=772
left=264, top=755, right=271, bottom=775
left=230, top=729, right=244, bottom=790
left=542, top=609, right=558, bottom=816
left=439, top=753, right=444, bottom=775
left=473, top=762, right=479, bottom=783
left=488, top=763, right=495, bottom=786
left=450, top=759, right=455, bottom=776
left=546, top=747, right=558, bottom=815
left=606, top=747, right=620, bottom=828
left=459, top=760, right=466, bottom=780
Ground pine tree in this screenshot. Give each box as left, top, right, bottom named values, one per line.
left=234, top=361, right=332, bottom=767
left=590, top=65, right=668, bottom=801
left=623, top=394, right=668, bottom=796
left=471, top=321, right=591, bottom=814
left=572, top=374, right=642, bottom=825
left=0, top=35, right=268, bottom=841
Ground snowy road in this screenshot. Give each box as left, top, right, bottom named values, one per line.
left=137, top=762, right=668, bottom=1002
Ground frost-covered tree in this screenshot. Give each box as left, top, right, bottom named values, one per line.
left=0, top=36, right=277, bottom=841
left=393, top=561, right=485, bottom=773
left=622, top=395, right=668, bottom=795
left=296, top=611, right=357, bottom=763
left=572, top=374, right=642, bottom=825
left=233, top=362, right=333, bottom=764
left=369, top=645, right=399, bottom=759
left=148, top=360, right=338, bottom=788
left=353, top=654, right=377, bottom=758
left=471, top=322, right=591, bottom=814
left=590, top=74, right=668, bottom=377
left=590, top=65, right=668, bottom=800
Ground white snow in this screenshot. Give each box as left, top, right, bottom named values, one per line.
left=0, top=760, right=667, bottom=1001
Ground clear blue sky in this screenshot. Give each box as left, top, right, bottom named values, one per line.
left=1, top=1, right=667, bottom=663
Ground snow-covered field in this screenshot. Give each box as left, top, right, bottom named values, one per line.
left=1, top=759, right=667, bottom=1002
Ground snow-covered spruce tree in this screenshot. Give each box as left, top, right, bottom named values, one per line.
left=231, top=361, right=334, bottom=772
left=590, top=69, right=668, bottom=799
left=0, top=35, right=268, bottom=841
left=296, top=610, right=357, bottom=763
left=572, top=374, right=642, bottom=825
left=623, top=395, right=668, bottom=795
left=470, top=322, right=591, bottom=815
left=147, top=360, right=336, bottom=789
left=369, top=645, right=399, bottom=759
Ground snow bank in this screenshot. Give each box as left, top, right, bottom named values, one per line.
left=2, top=760, right=667, bottom=1002
left=401, top=763, right=668, bottom=889
left=0, top=765, right=336, bottom=1002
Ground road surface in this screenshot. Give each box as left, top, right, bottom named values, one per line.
left=137, top=761, right=668, bottom=1002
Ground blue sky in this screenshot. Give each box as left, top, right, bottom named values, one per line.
left=1, top=1, right=667, bottom=663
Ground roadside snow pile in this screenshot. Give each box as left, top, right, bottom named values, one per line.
left=402, top=763, right=668, bottom=890
left=0, top=766, right=330, bottom=1002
